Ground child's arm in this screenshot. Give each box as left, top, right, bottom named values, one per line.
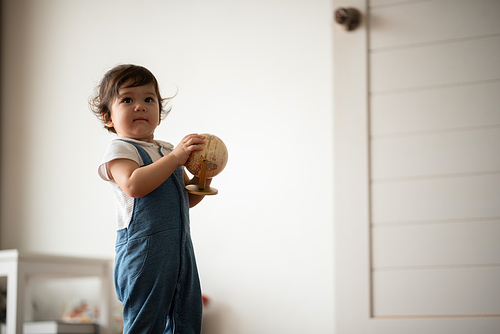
left=107, top=134, right=205, bottom=198
left=184, top=172, right=212, bottom=208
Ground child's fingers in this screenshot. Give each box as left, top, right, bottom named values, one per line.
left=188, top=144, right=204, bottom=152
left=181, top=134, right=204, bottom=145
left=181, top=135, right=205, bottom=149
left=189, top=134, right=205, bottom=143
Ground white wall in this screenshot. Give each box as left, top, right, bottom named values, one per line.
left=0, top=1, right=335, bottom=333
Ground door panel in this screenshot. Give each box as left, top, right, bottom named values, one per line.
left=372, top=220, right=500, bottom=267
left=370, top=36, right=500, bottom=92
left=370, top=0, right=500, bottom=50
left=369, top=317, right=500, bottom=334
left=371, top=174, right=500, bottom=222
left=334, top=0, right=500, bottom=332
left=371, top=128, right=500, bottom=179
left=373, top=267, right=500, bottom=315
left=371, top=81, right=500, bottom=136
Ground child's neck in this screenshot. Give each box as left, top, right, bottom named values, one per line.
left=119, top=135, right=156, bottom=144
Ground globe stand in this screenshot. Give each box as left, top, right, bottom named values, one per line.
left=185, top=159, right=218, bottom=195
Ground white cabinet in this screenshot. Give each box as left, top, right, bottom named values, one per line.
left=0, top=250, right=113, bottom=334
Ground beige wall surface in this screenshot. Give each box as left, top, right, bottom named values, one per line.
left=0, top=1, right=335, bottom=333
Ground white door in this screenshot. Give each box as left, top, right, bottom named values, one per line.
left=334, top=0, right=500, bottom=333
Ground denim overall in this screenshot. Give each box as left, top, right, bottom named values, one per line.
left=114, top=141, right=202, bottom=334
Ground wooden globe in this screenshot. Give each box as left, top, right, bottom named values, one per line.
left=184, top=134, right=228, bottom=195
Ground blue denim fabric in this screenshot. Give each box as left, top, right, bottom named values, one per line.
left=114, top=141, right=202, bottom=334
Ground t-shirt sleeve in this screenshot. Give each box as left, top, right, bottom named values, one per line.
left=98, top=140, right=142, bottom=181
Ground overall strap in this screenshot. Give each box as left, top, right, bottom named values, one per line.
left=117, top=139, right=153, bottom=166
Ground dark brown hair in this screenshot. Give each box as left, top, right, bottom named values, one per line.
left=89, top=64, right=172, bottom=133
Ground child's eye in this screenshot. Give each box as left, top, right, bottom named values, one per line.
left=122, top=97, right=132, bottom=103
left=145, top=97, right=154, bottom=103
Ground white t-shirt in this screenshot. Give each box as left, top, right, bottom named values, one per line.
left=98, top=138, right=175, bottom=230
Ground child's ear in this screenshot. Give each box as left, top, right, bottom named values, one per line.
left=102, top=112, right=114, bottom=128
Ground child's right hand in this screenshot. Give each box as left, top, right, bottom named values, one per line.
left=170, top=134, right=205, bottom=166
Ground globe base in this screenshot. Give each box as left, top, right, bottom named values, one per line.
left=185, top=185, right=219, bottom=196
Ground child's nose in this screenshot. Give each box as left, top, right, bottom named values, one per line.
left=134, top=103, right=146, bottom=111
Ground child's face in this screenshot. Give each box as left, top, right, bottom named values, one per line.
left=106, top=83, right=160, bottom=142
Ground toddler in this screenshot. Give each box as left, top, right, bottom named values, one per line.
left=90, top=64, right=209, bottom=334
